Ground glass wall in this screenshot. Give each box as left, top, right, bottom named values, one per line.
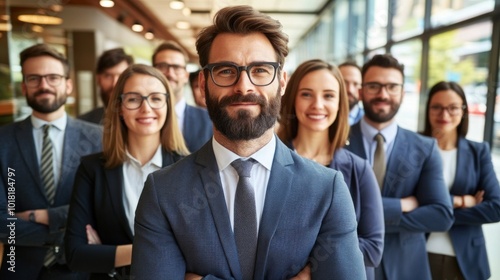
left=428, top=21, right=492, bottom=142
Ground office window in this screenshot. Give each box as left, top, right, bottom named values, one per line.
left=366, top=0, right=388, bottom=49
left=332, top=0, right=349, bottom=62
left=428, top=21, right=492, bottom=142
left=351, top=0, right=367, bottom=54
left=392, top=0, right=425, bottom=41
left=431, top=0, right=494, bottom=28
left=391, top=40, right=422, bottom=131
left=493, top=57, right=500, bottom=156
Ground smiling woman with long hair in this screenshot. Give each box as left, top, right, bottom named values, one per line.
left=65, top=64, right=189, bottom=279
left=278, top=59, right=384, bottom=280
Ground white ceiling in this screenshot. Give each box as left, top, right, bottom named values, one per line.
left=139, top=0, right=330, bottom=56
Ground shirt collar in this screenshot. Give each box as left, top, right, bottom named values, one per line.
left=212, top=134, right=276, bottom=172
left=125, top=145, right=163, bottom=168
left=349, top=104, right=361, bottom=118
left=175, top=97, right=187, bottom=119
left=360, top=117, right=398, bottom=143
left=31, top=112, right=67, bottom=131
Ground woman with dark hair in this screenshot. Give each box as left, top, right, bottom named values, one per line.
left=423, top=81, right=500, bottom=280
left=65, top=64, right=189, bottom=279
left=278, top=59, right=384, bottom=280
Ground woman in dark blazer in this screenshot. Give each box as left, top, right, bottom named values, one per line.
left=65, top=64, right=189, bottom=279
left=277, top=59, right=384, bottom=280
left=423, top=81, right=500, bottom=280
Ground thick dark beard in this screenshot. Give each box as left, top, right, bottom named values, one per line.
left=362, top=97, right=400, bottom=123
left=27, top=89, right=67, bottom=113
left=205, top=87, right=281, bottom=141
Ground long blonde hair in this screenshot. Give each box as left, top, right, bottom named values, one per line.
left=102, top=64, right=189, bottom=168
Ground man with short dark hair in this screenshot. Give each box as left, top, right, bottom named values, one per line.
left=0, top=44, right=102, bottom=279
left=346, top=54, right=454, bottom=280
left=79, top=47, right=133, bottom=124
left=132, top=6, right=365, bottom=280
left=152, top=41, right=212, bottom=152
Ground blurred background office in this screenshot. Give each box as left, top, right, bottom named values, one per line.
left=0, top=0, right=499, bottom=278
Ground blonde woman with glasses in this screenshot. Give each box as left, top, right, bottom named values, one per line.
left=65, top=64, right=189, bottom=279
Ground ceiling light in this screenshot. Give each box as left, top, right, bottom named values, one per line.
left=0, top=15, right=9, bottom=21
left=182, top=7, right=191, bottom=16
left=145, top=29, right=154, bottom=40
left=0, top=22, right=12, bottom=31
left=169, top=0, right=184, bottom=10
left=100, top=0, right=115, bottom=8
left=175, top=21, right=190, bottom=30
left=132, top=21, right=143, bottom=32
left=50, top=4, right=64, bottom=12
left=18, top=15, right=63, bottom=25
left=31, top=25, right=44, bottom=33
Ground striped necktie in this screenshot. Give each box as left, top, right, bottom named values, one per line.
left=41, top=124, right=56, bottom=267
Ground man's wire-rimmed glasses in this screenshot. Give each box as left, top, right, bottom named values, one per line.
left=24, top=74, right=66, bottom=88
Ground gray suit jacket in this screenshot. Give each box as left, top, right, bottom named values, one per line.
left=131, top=138, right=366, bottom=279
left=0, top=116, right=102, bottom=279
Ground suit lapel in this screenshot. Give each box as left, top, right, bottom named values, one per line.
left=16, top=118, right=44, bottom=193
left=58, top=117, right=81, bottom=203
left=104, top=164, right=134, bottom=240
left=384, top=127, right=405, bottom=195
left=253, top=140, right=294, bottom=279
left=348, top=123, right=367, bottom=159
left=451, top=138, right=468, bottom=194
left=195, top=142, right=241, bottom=277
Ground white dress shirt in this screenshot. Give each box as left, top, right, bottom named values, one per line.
left=122, top=146, right=162, bottom=234
left=212, top=135, right=276, bottom=232
left=32, top=113, right=67, bottom=188
left=175, top=97, right=186, bottom=133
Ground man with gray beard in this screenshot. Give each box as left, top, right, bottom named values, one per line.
left=0, top=44, right=102, bottom=279
left=131, top=5, right=365, bottom=280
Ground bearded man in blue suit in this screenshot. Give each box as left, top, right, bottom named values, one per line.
left=131, top=5, right=366, bottom=280
left=346, top=54, right=454, bottom=280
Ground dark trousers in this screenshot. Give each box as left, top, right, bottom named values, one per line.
left=428, top=253, right=464, bottom=280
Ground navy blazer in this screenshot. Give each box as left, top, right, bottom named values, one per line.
left=346, top=123, right=454, bottom=280
left=284, top=142, right=384, bottom=279
left=0, top=116, right=102, bottom=279
left=65, top=150, right=183, bottom=280
left=446, top=138, right=500, bottom=280
left=330, top=148, right=384, bottom=279
left=183, top=104, right=213, bottom=153
left=131, top=138, right=366, bottom=279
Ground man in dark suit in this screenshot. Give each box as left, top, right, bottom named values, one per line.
left=345, top=54, right=454, bottom=280
left=152, top=41, right=212, bottom=153
left=0, top=44, right=102, bottom=279
left=131, top=6, right=366, bottom=280
left=78, top=47, right=133, bottom=124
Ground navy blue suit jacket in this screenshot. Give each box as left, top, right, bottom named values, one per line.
left=183, top=104, right=213, bottom=153
left=131, top=138, right=366, bottom=279
left=330, top=148, right=384, bottom=279
left=447, top=138, right=500, bottom=280
left=346, top=123, right=454, bottom=280
left=65, top=150, right=183, bottom=280
left=0, top=116, right=102, bottom=279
